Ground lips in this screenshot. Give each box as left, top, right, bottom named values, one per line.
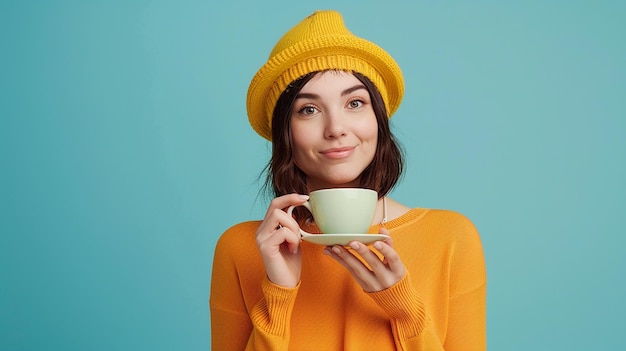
left=320, top=146, right=356, bottom=159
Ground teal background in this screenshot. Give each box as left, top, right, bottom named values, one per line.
left=1, top=0, right=624, bottom=350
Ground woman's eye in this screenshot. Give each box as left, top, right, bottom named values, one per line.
left=348, top=100, right=363, bottom=109
left=300, top=106, right=318, bottom=115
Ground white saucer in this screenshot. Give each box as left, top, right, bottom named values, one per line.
left=301, top=234, right=390, bottom=246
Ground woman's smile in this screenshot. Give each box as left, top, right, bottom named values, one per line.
left=320, top=146, right=357, bottom=159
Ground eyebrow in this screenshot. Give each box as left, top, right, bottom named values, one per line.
left=295, top=84, right=367, bottom=100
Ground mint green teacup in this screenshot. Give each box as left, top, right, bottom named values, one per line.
left=288, top=188, right=378, bottom=234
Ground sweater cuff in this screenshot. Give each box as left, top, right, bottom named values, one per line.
left=250, top=277, right=300, bottom=336
left=368, top=274, right=427, bottom=340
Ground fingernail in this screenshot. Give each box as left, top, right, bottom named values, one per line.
left=349, top=242, right=359, bottom=250
left=374, top=241, right=383, bottom=250
left=323, top=248, right=331, bottom=256
left=299, top=194, right=309, bottom=200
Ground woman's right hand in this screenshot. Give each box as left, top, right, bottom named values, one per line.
left=255, top=193, right=309, bottom=288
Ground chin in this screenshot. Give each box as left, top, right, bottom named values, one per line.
left=312, top=176, right=362, bottom=189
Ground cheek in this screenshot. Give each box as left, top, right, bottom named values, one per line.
left=359, top=117, right=379, bottom=143
left=290, top=124, right=313, bottom=162
left=360, top=119, right=379, bottom=159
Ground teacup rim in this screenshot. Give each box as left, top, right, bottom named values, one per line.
left=309, top=188, right=377, bottom=195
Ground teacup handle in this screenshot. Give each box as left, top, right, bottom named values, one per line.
left=286, top=204, right=315, bottom=237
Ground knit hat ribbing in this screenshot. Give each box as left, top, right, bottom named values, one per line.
left=246, top=10, right=404, bottom=141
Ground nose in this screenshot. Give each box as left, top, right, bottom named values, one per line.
left=324, top=110, right=347, bottom=139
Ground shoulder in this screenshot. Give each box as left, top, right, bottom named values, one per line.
left=214, top=220, right=262, bottom=257
left=424, top=209, right=482, bottom=247
left=395, top=208, right=483, bottom=253
left=211, top=221, right=267, bottom=303
left=423, top=209, right=486, bottom=280
left=393, top=207, right=479, bottom=235
left=432, top=210, right=487, bottom=294
left=220, top=220, right=262, bottom=238
left=423, top=209, right=479, bottom=233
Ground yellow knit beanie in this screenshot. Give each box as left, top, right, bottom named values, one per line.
left=246, top=10, right=404, bottom=141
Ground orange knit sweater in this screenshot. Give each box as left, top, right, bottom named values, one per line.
left=210, top=208, right=486, bottom=350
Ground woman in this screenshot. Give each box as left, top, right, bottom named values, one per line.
left=210, top=10, right=486, bottom=350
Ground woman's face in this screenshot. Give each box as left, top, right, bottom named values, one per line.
left=290, top=71, right=378, bottom=191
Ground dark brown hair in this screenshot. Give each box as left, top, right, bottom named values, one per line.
left=263, top=70, right=404, bottom=202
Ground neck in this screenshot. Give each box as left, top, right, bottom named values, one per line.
left=372, top=196, right=388, bottom=226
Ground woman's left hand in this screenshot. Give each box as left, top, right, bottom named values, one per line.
left=323, top=228, right=406, bottom=292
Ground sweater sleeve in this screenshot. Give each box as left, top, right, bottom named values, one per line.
left=368, top=273, right=445, bottom=351
left=244, top=278, right=300, bottom=350
left=210, top=227, right=253, bottom=351
left=442, top=212, right=487, bottom=351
